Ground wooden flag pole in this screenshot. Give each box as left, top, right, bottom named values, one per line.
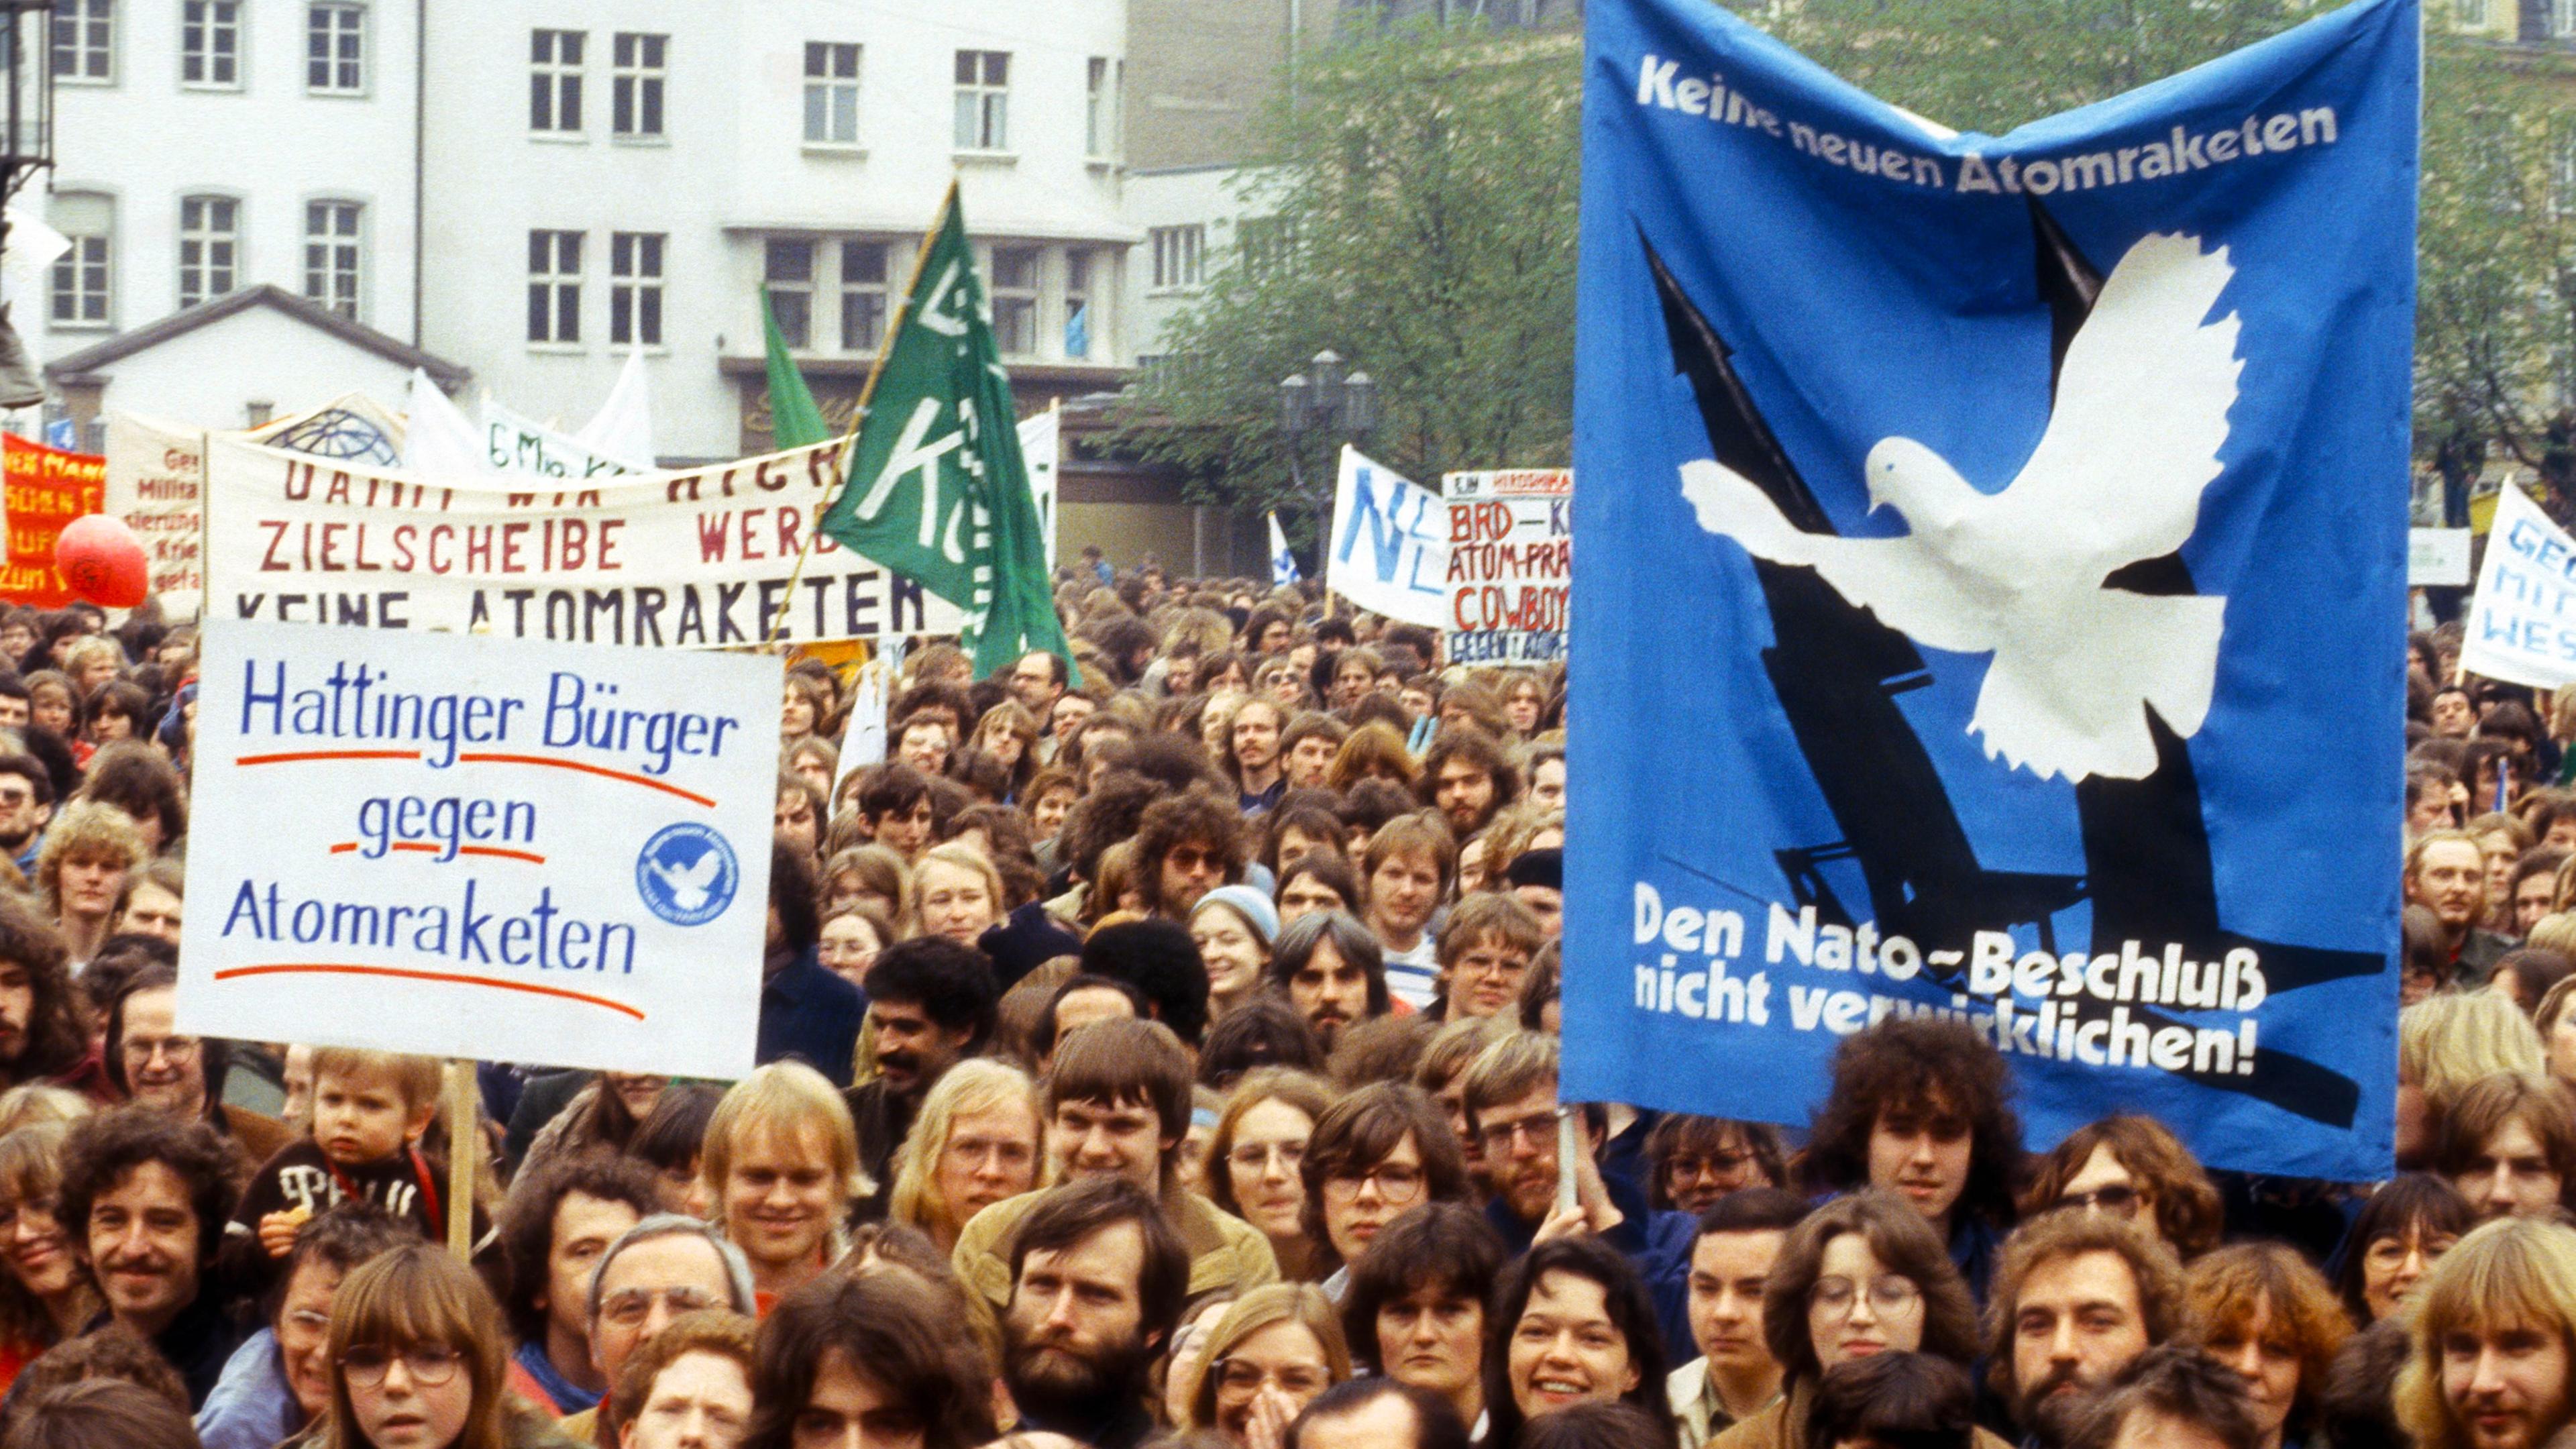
left=442, top=1059, right=477, bottom=1261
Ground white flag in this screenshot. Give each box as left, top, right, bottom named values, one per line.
left=1326, top=445, right=1448, bottom=628
left=1018, top=407, right=1061, bottom=570
left=1269, top=513, right=1301, bottom=586
left=2461, top=484, right=2576, bottom=690
left=400, top=369, right=488, bottom=478
left=836, top=661, right=890, bottom=787
left=577, top=349, right=656, bottom=467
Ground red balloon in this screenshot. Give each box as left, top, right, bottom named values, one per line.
left=54, top=515, right=148, bottom=608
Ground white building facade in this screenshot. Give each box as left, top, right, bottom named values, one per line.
left=39, top=0, right=1134, bottom=457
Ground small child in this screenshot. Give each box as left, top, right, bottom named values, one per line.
left=231, top=1046, right=446, bottom=1255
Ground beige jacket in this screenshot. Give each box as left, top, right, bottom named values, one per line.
left=951, top=1184, right=1280, bottom=1309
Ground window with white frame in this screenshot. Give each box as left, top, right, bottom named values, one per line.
left=804, top=42, right=859, bottom=145
left=2557, top=0, right=2576, bottom=38
left=1149, top=225, right=1203, bottom=290
left=530, top=29, right=584, bottom=132
left=610, top=231, right=663, bottom=347
left=48, top=193, right=111, bottom=327
left=766, top=238, right=814, bottom=349
left=1064, top=250, right=1093, bottom=358
left=307, top=3, right=364, bottom=93
left=52, top=0, right=113, bottom=82
left=304, top=201, right=363, bottom=318
left=2455, top=0, right=2489, bottom=23
left=178, top=195, right=239, bottom=308
left=528, top=229, right=581, bottom=343
left=839, top=240, right=887, bottom=352
left=988, top=245, right=1038, bottom=357
left=953, top=50, right=1008, bottom=151
left=1085, top=58, right=1118, bottom=159
left=611, top=32, right=664, bottom=138
left=181, top=1, right=240, bottom=87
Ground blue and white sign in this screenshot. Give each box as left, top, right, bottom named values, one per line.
left=2461, top=487, right=2576, bottom=689
left=1565, top=0, right=2416, bottom=1180
left=177, top=620, right=781, bottom=1079
left=1328, top=445, right=1449, bottom=628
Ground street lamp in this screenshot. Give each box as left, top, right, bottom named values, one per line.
left=0, top=1, right=54, bottom=409
left=1278, top=347, right=1379, bottom=542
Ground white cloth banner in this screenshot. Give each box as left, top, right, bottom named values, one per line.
left=204, top=434, right=962, bottom=646
left=2461, top=486, right=2576, bottom=690
left=1018, top=408, right=1060, bottom=570
left=1326, top=445, right=1449, bottom=628
left=176, top=620, right=776, bottom=1077
left=1269, top=513, right=1300, bottom=586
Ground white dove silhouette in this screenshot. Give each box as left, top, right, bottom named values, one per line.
left=648, top=847, right=724, bottom=914
left=1680, top=231, right=2241, bottom=784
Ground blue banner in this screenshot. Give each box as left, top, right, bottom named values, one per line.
left=1566, top=0, right=2415, bottom=1181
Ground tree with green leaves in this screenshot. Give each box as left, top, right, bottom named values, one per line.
left=1119, top=19, right=1580, bottom=546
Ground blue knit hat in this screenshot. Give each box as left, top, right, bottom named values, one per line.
left=1191, top=883, right=1280, bottom=946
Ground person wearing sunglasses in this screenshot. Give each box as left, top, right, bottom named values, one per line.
left=2018, top=1116, right=2225, bottom=1265
left=312, top=1243, right=556, bottom=1449
left=1297, top=1083, right=1467, bottom=1297
left=1134, top=794, right=1247, bottom=924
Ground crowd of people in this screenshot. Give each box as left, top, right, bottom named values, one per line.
left=0, top=576, right=2549, bottom=1449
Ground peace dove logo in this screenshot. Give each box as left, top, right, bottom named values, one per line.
left=636, top=823, right=739, bottom=926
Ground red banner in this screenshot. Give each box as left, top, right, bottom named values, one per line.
left=2, top=436, right=108, bottom=607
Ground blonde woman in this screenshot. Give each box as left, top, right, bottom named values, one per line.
left=35, top=800, right=146, bottom=966
left=886, top=1059, right=1045, bottom=1253
left=0, top=1123, right=99, bottom=1394
left=1175, top=1283, right=1352, bottom=1449
left=914, top=843, right=1004, bottom=947
left=2398, top=991, right=2544, bottom=1169
left=700, top=1063, right=864, bottom=1308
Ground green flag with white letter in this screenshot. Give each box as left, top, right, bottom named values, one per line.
left=820, top=189, right=1077, bottom=683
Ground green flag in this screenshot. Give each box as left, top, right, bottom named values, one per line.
left=820, top=191, right=1077, bottom=683
left=761, top=289, right=833, bottom=449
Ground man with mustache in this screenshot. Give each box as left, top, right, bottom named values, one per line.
left=843, top=938, right=998, bottom=1218
left=1266, top=911, right=1388, bottom=1053
left=1985, top=1210, right=2186, bottom=1449
left=998, top=1177, right=1190, bottom=1449
left=56, top=1106, right=246, bottom=1408
left=1805, top=1017, right=2025, bottom=1305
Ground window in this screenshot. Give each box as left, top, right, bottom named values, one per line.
left=1085, top=57, right=1118, bottom=159
left=1064, top=250, right=1093, bottom=358
left=52, top=0, right=113, bottom=82
left=48, top=193, right=111, bottom=327
left=989, top=245, right=1038, bottom=357
left=953, top=50, right=1008, bottom=151
left=610, top=231, right=663, bottom=347
left=803, top=42, right=860, bottom=145
left=307, top=3, right=363, bottom=93
left=1149, top=225, right=1203, bottom=290
left=766, top=239, right=814, bottom=347
left=2456, top=0, right=2489, bottom=22
left=181, top=1, right=239, bottom=87
left=304, top=201, right=362, bottom=318
left=2557, top=0, right=2576, bottom=38
left=528, top=230, right=582, bottom=343
left=611, top=32, right=664, bottom=138
left=1240, top=215, right=1295, bottom=277
left=839, top=241, right=887, bottom=352
left=178, top=195, right=238, bottom=308
left=530, top=30, right=583, bottom=132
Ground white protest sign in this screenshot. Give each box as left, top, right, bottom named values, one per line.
left=2459, top=486, right=2576, bottom=689
left=176, top=621, right=777, bottom=1078
left=480, top=400, right=648, bottom=478
left=2410, top=527, right=2471, bottom=588
left=203, top=433, right=963, bottom=645
left=1442, top=469, right=1570, bottom=665
left=103, top=413, right=206, bottom=613
left=1327, top=445, right=1448, bottom=628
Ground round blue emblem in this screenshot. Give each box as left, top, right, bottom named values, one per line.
left=635, top=823, right=739, bottom=926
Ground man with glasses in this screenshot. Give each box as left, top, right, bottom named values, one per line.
left=1644, top=1116, right=1786, bottom=1216
left=105, top=963, right=290, bottom=1169
left=494, top=1155, right=661, bottom=1419
left=1134, top=793, right=1245, bottom=922
left=1986, top=1210, right=2187, bottom=1449
left=1456, top=1030, right=1697, bottom=1349
left=559, top=1214, right=757, bottom=1448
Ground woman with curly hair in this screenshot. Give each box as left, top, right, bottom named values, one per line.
left=2184, top=1244, right=2353, bottom=1449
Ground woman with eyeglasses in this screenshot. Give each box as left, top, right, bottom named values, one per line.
left=2330, top=1173, right=2475, bottom=1324
left=313, top=1243, right=564, bottom=1449
left=2015, top=1114, right=2224, bottom=1263
left=1203, top=1070, right=1336, bottom=1282
left=1707, top=1189, right=2006, bottom=1449
left=1298, top=1082, right=1468, bottom=1298
left=1173, top=1283, right=1352, bottom=1449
